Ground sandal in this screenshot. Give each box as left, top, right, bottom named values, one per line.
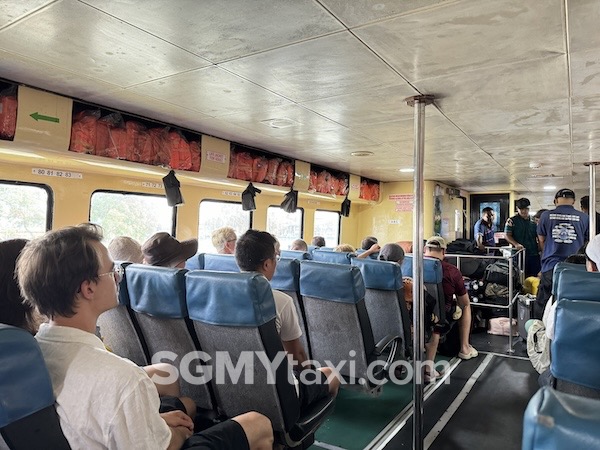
left=458, top=345, right=478, bottom=360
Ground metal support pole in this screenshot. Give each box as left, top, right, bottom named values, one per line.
left=406, top=94, right=434, bottom=450
left=585, top=162, right=598, bottom=236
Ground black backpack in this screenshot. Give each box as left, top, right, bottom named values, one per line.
left=483, top=260, right=521, bottom=289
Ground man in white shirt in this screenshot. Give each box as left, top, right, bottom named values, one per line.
left=17, top=223, right=273, bottom=450
left=235, top=230, right=340, bottom=409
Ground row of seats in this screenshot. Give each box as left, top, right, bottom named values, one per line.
left=522, top=263, right=600, bottom=448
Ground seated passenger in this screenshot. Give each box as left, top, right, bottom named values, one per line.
left=17, top=224, right=273, bottom=450
left=333, top=243, right=355, bottom=253
left=378, top=243, right=404, bottom=263
left=311, top=236, right=326, bottom=247
left=211, top=227, right=237, bottom=254
left=108, top=235, right=144, bottom=263
left=289, top=238, right=308, bottom=252
left=0, top=239, right=43, bottom=334
left=235, top=230, right=340, bottom=409
left=142, top=232, right=198, bottom=268
left=360, top=236, right=378, bottom=251
left=423, top=236, right=477, bottom=381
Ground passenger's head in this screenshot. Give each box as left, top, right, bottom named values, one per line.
left=211, top=226, right=237, bottom=254
left=289, top=238, right=308, bottom=252
left=515, top=198, right=531, bottom=219
left=378, top=243, right=405, bottom=263
left=564, top=253, right=587, bottom=265
left=580, top=195, right=590, bottom=213
left=311, top=236, right=326, bottom=247
left=108, top=236, right=143, bottom=263
left=142, top=232, right=198, bottom=268
left=17, top=223, right=117, bottom=320
left=424, top=236, right=447, bottom=259
left=334, top=244, right=355, bottom=253
left=0, top=239, right=39, bottom=334
left=534, top=209, right=547, bottom=225
left=554, top=188, right=576, bottom=206
left=585, top=235, right=600, bottom=272
left=481, top=207, right=495, bottom=222
left=235, top=230, right=279, bottom=280
left=361, top=236, right=378, bottom=250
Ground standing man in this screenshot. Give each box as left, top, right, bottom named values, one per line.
left=535, top=189, right=589, bottom=318
left=474, top=207, right=496, bottom=251
left=504, top=198, right=540, bottom=277
left=580, top=195, right=600, bottom=236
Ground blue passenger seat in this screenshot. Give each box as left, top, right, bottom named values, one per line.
left=280, top=250, right=312, bottom=260
left=311, top=250, right=352, bottom=264
left=0, top=324, right=70, bottom=450
left=353, top=258, right=411, bottom=359
left=97, top=262, right=149, bottom=366
left=126, top=264, right=215, bottom=411
left=553, top=267, right=600, bottom=302
left=299, top=261, right=400, bottom=395
left=522, top=386, right=600, bottom=449
left=185, top=271, right=335, bottom=448
left=202, top=254, right=240, bottom=272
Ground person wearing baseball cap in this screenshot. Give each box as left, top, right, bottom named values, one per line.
left=535, top=188, right=589, bottom=319
left=142, top=232, right=198, bottom=268
left=423, top=236, right=477, bottom=381
left=504, top=197, right=540, bottom=277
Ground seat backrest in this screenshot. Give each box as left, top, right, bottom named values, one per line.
left=271, top=258, right=310, bottom=357
left=202, top=253, right=240, bottom=272
left=185, top=271, right=299, bottom=433
left=551, top=299, right=600, bottom=396
left=401, top=255, right=446, bottom=327
left=185, top=253, right=203, bottom=270
left=299, top=261, right=375, bottom=384
left=311, top=250, right=352, bottom=264
left=523, top=387, right=600, bottom=450
left=352, top=258, right=410, bottom=358
left=554, top=268, right=600, bottom=302
left=97, top=262, right=149, bottom=366
left=280, top=250, right=311, bottom=260
left=126, top=264, right=213, bottom=410
left=0, top=325, right=70, bottom=450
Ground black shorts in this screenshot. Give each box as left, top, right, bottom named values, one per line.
left=294, top=369, right=330, bottom=411
left=182, top=420, right=249, bottom=450
left=159, top=395, right=187, bottom=414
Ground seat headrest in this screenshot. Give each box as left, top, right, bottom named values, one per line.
left=202, top=253, right=240, bottom=272
left=551, top=299, right=600, bottom=390
left=311, top=250, right=352, bottom=264
left=0, top=325, right=55, bottom=428
left=185, top=253, right=204, bottom=270
left=115, top=261, right=132, bottom=306
left=271, top=258, right=300, bottom=291
left=279, top=250, right=311, bottom=260
left=555, top=269, right=600, bottom=301
left=185, top=271, right=276, bottom=326
left=353, top=258, right=402, bottom=290
left=126, top=264, right=188, bottom=318
left=299, top=261, right=365, bottom=303
left=523, top=387, right=600, bottom=449
left=401, top=255, right=443, bottom=284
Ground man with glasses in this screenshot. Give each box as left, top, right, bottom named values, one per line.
left=17, top=224, right=274, bottom=450
left=211, top=226, right=237, bottom=254
left=235, top=230, right=339, bottom=411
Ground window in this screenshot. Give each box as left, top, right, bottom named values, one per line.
left=266, top=206, right=304, bottom=250
left=314, top=210, right=340, bottom=247
left=0, top=181, right=52, bottom=240
left=198, top=200, right=251, bottom=253
left=90, top=191, right=175, bottom=244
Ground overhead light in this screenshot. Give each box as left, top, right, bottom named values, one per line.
left=350, top=151, right=374, bottom=157
left=543, top=185, right=556, bottom=190
left=529, top=162, right=542, bottom=169
left=399, top=168, right=414, bottom=173
left=261, top=118, right=298, bottom=129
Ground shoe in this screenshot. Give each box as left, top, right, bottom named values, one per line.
left=458, top=345, right=478, bottom=360
left=423, top=369, right=440, bottom=383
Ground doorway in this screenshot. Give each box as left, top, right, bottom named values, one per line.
left=469, top=193, right=510, bottom=241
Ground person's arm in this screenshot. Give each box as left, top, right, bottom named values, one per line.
left=282, top=338, right=308, bottom=368
left=162, top=411, right=194, bottom=450
left=356, top=243, right=380, bottom=259
left=538, top=235, right=545, bottom=252
left=505, top=232, right=523, bottom=250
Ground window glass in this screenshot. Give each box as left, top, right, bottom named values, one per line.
left=0, top=182, right=52, bottom=239
left=198, top=200, right=251, bottom=253
left=266, top=206, right=303, bottom=250
left=314, top=210, right=340, bottom=247
left=90, top=191, right=174, bottom=244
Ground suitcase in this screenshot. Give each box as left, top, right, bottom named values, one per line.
left=518, top=294, right=535, bottom=340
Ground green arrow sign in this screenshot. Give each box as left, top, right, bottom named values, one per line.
left=30, top=112, right=60, bottom=123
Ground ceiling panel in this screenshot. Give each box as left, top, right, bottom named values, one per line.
left=0, top=0, right=53, bottom=28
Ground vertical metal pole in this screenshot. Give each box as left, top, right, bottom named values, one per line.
left=406, top=94, right=434, bottom=450
left=587, top=163, right=597, bottom=236
left=508, top=256, right=514, bottom=353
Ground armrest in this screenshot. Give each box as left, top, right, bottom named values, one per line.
left=288, top=394, right=336, bottom=445
left=374, top=334, right=401, bottom=356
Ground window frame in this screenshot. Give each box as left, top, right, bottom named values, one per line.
left=0, top=179, right=54, bottom=232
left=314, top=209, right=341, bottom=246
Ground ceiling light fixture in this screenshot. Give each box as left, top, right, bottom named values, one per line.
left=261, top=118, right=297, bottom=129
left=543, top=185, right=556, bottom=190
left=399, top=168, right=414, bottom=173
left=350, top=151, right=374, bottom=157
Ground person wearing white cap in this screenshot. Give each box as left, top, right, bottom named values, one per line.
left=535, top=188, right=589, bottom=319
left=423, top=236, right=477, bottom=381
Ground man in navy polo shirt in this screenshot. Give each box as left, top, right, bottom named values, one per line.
left=535, top=188, right=589, bottom=318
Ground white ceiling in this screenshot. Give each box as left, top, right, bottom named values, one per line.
left=1, top=0, right=600, bottom=209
